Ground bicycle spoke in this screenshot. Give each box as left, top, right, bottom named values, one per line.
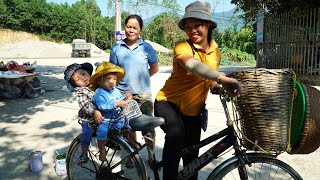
left=209, top=154, right=302, bottom=180
left=67, top=135, right=146, bottom=180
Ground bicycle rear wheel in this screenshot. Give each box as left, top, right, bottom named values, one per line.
left=208, top=153, right=303, bottom=180
left=66, top=134, right=147, bottom=180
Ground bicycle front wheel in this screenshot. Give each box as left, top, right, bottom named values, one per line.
left=66, top=134, right=147, bottom=180
left=208, top=153, right=303, bottom=180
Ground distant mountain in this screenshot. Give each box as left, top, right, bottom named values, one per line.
left=144, top=8, right=244, bottom=32
left=212, top=8, right=244, bottom=32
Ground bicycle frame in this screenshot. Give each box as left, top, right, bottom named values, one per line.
left=177, top=126, right=237, bottom=179
left=177, top=94, right=243, bottom=179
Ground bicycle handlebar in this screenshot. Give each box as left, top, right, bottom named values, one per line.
left=210, top=85, right=225, bottom=95
left=210, top=83, right=241, bottom=96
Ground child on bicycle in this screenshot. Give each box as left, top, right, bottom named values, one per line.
left=64, top=63, right=104, bottom=165
left=90, top=62, right=132, bottom=161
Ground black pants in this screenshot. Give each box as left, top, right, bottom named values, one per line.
left=154, top=100, right=201, bottom=180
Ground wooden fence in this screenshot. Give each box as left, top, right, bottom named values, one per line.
left=257, top=8, right=320, bottom=75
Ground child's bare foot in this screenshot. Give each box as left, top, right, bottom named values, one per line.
left=99, top=149, right=106, bottom=161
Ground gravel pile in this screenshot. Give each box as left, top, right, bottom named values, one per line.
left=0, top=38, right=171, bottom=59
left=145, top=40, right=172, bottom=54
left=0, top=40, right=108, bottom=58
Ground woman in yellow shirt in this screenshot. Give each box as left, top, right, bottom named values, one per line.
left=154, top=1, right=242, bottom=179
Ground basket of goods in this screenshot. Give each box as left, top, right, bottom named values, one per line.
left=288, top=83, right=320, bottom=154
left=228, top=68, right=295, bottom=152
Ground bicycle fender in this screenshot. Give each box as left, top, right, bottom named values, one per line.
left=66, top=134, right=81, bottom=158
left=207, top=153, right=277, bottom=179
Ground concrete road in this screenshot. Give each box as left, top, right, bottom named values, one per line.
left=0, top=57, right=319, bottom=179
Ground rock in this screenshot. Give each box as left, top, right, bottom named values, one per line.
left=145, top=40, right=172, bottom=54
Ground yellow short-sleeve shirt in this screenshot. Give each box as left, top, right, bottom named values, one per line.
left=156, top=40, right=221, bottom=116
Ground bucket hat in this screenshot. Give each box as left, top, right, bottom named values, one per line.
left=89, top=62, right=125, bottom=91
left=178, top=1, right=217, bottom=30
left=64, top=62, right=93, bottom=92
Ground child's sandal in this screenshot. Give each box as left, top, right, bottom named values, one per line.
left=78, top=153, right=89, bottom=165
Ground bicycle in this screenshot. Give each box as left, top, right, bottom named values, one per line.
left=66, top=87, right=303, bottom=180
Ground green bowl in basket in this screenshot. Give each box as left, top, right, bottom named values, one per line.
left=290, top=81, right=306, bottom=146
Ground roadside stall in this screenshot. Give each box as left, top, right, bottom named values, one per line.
left=0, top=61, right=44, bottom=98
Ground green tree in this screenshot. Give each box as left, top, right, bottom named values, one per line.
left=0, top=0, right=6, bottom=26
left=233, top=27, right=256, bottom=54
left=2, top=0, right=28, bottom=30
left=95, top=16, right=116, bottom=50
left=71, top=0, right=101, bottom=43
left=212, top=28, right=223, bottom=46
left=231, top=0, right=320, bottom=22
left=46, top=3, right=73, bottom=41
left=144, top=12, right=184, bottom=49
left=28, top=0, right=50, bottom=34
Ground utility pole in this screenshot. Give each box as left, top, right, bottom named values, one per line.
left=115, top=0, right=121, bottom=31
left=221, top=0, right=225, bottom=46
left=135, top=1, right=139, bottom=14
left=115, top=0, right=122, bottom=42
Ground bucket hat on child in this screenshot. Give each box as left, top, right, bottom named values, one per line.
left=89, top=62, right=125, bottom=91
left=178, top=0, right=217, bottom=30
left=64, top=63, right=93, bottom=92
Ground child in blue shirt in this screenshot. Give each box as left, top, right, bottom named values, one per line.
left=90, top=62, right=132, bottom=161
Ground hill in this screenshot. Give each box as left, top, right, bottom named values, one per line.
left=213, top=8, right=244, bottom=31
left=0, top=29, right=107, bottom=58
left=145, top=8, right=244, bottom=32
left=0, top=29, right=41, bottom=47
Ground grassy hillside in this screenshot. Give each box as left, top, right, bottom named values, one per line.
left=0, top=29, right=41, bottom=47
left=0, top=28, right=62, bottom=47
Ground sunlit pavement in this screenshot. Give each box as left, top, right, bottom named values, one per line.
left=0, top=62, right=319, bottom=179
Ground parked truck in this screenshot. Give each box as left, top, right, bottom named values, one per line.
left=71, top=39, right=91, bottom=57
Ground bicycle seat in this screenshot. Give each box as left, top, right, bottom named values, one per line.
left=129, top=114, right=165, bottom=131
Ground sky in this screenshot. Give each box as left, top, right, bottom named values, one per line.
left=47, top=0, right=236, bottom=18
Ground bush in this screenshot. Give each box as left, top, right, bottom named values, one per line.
left=157, top=53, right=173, bottom=66
left=156, top=48, right=256, bottom=67
left=221, top=47, right=256, bottom=66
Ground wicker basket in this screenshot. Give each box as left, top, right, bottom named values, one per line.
left=228, top=68, right=295, bottom=152
left=289, top=83, right=320, bottom=154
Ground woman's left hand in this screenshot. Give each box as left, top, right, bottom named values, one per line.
left=209, top=81, right=222, bottom=94
left=219, top=75, right=243, bottom=97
